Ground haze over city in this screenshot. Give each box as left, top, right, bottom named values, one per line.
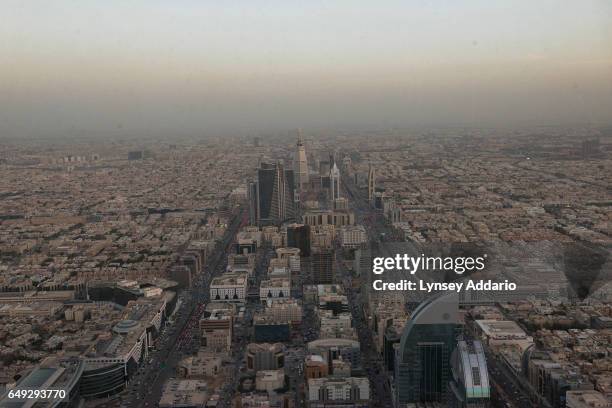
left=1, top=2, right=612, bottom=408
left=1, top=0, right=612, bottom=138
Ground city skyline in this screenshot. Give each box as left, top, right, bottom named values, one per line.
left=0, top=2, right=611, bottom=407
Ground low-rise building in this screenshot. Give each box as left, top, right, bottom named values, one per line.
left=200, top=308, right=233, bottom=352
left=210, top=272, right=248, bottom=303
left=307, top=377, right=369, bottom=408
left=159, top=379, right=209, bottom=408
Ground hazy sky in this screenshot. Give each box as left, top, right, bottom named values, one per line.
left=1, top=0, right=611, bottom=138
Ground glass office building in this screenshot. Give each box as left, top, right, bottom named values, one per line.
left=450, top=340, right=491, bottom=407
left=395, top=292, right=460, bottom=406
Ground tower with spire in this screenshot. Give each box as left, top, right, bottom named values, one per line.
left=330, top=153, right=341, bottom=203
left=293, top=129, right=309, bottom=188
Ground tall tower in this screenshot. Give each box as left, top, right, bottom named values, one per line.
left=395, top=292, right=460, bottom=405
left=330, top=155, right=341, bottom=203
left=270, top=161, right=287, bottom=222
left=293, top=130, right=309, bottom=188
left=367, top=162, right=376, bottom=203
left=254, top=160, right=295, bottom=225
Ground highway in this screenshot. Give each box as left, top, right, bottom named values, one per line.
left=119, top=206, right=245, bottom=408
left=337, top=172, right=395, bottom=407
left=336, top=255, right=393, bottom=408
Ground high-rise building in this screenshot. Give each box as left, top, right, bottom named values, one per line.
left=449, top=340, right=491, bottom=408
left=330, top=159, right=341, bottom=204
left=250, top=161, right=295, bottom=225
left=367, top=163, right=376, bottom=204
left=312, top=247, right=335, bottom=284
left=395, top=292, right=460, bottom=405
left=247, top=180, right=259, bottom=225
left=287, top=223, right=311, bottom=257
left=200, top=308, right=233, bottom=352
left=294, top=130, right=309, bottom=188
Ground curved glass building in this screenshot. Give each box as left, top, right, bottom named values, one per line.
left=394, top=292, right=460, bottom=405
left=450, top=340, right=491, bottom=407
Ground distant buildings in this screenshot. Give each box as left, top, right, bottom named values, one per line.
left=128, top=150, right=144, bottom=160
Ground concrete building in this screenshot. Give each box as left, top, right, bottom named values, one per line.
left=303, top=210, right=355, bottom=227
left=159, top=379, right=209, bottom=408
left=276, top=247, right=301, bottom=273
left=210, top=272, right=248, bottom=303
left=305, top=355, right=329, bottom=380
left=474, top=320, right=534, bottom=350
left=176, top=351, right=222, bottom=378
left=261, top=298, right=303, bottom=325
left=339, top=225, right=368, bottom=249
left=256, top=369, right=285, bottom=393
left=200, top=308, right=233, bottom=352
left=307, top=377, right=370, bottom=408
left=246, top=343, right=285, bottom=371
left=260, top=278, right=291, bottom=302
left=307, top=338, right=361, bottom=372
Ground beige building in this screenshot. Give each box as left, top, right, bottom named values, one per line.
left=200, top=308, right=233, bottom=352
left=177, top=351, right=223, bottom=378
left=566, top=390, right=611, bottom=408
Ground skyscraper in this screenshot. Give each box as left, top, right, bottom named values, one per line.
left=367, top=162, right=376, bottom=204
left=395, top=292, right=460, bottom=405
left=330, top=156, right=341, bottom=204
left=286, top=223, right=311, bottom=257
left=250, top=161, right=295, bottom=225
left=293, top=130, right=309, bottom=188
left=311, top=247, right=335, bottom=284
